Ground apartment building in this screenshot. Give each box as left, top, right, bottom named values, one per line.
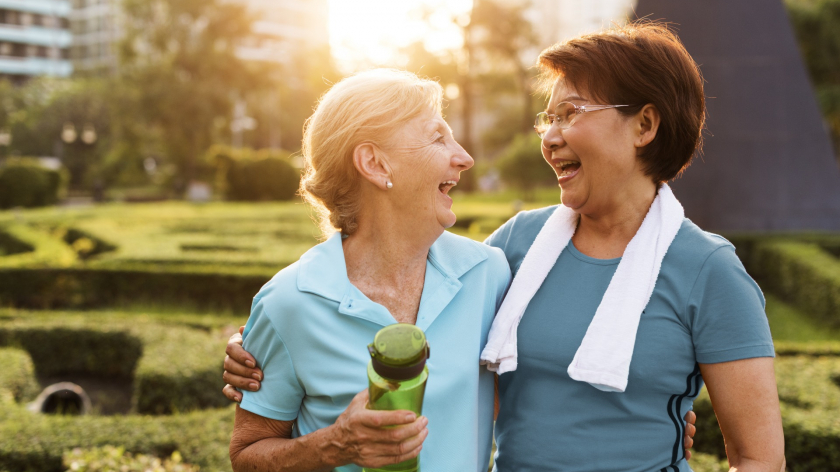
left=235, top=0, right=329, bottom=64
left=0, top=0, right=72, bottom=83
left=69, top=0, right=120, bottom=75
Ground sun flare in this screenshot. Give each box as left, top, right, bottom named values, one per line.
left=327, top=0, right=473, bottom=72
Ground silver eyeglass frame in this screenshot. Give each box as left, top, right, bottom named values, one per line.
left=534, top=102, right=631, bottom=137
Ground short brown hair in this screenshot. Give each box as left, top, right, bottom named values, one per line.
left=537, top=21, right=705, bottom=182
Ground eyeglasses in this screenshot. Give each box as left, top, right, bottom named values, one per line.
left=534, top=102, right=630, bottom=137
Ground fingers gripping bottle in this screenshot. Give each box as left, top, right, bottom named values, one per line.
left=364, top=324, right=430, bottom=472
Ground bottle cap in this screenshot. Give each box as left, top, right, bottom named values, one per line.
left=368, top=324, right=430, bottom=381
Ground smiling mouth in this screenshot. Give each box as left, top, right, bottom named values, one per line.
left=554, top=160, right=581, bottom=177
left=439, top=180, right=457, bottom=194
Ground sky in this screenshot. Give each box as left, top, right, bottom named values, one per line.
left=327, top=0, right=474, bottom=72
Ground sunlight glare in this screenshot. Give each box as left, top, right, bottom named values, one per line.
left=328, top=0, right=473, bottom=72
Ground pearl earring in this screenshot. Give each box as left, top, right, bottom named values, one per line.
left=386, top=181, right=393, bottom=189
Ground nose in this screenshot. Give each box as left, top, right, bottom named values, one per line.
left=541, top=123, right=565, bottom=153
left=453, top=142, right=474, bottom=171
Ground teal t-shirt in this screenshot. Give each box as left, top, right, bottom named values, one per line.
left=485, top=206, right=775, bottom=472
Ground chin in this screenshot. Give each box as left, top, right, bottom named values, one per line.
left=437, top=213, right=457, bottom=230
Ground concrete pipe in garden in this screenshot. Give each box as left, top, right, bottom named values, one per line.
left=27, top=382, right=92, bottom=415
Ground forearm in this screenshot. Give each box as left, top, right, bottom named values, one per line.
left=727, top=457, right=785, bottom=472
left=231, top=424, right=347, bottom=472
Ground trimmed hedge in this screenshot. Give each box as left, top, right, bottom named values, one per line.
left=0, top=347, right=40, bottom=403
left=0, top=311, right=231, bottom=414
left=63, top=446, right=199, bottom=472
left=0, top=159, right=66, bottom=209
left=0, top=224, right=77, bottom=269
left=0, top=403, right=234, bottom=472
left=693, top=355, right=840, bottom=471
left=0, top=266, right=270, bottom=311
left=731, top=238, right=840, bottom=328
left=208, top=145, right=300, bottom=201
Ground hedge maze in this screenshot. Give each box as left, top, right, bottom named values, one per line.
left=0, top=201, right=839, bottom=471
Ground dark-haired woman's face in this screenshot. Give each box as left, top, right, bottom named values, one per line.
left=541, top=79, right=653, bottom=216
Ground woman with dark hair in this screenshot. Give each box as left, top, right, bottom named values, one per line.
left=224, top=22, right=781, bottom=472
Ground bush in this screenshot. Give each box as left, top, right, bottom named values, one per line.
left=0, top=347, right=40, bottom=403
left=0, top=403, right=234, bottom=472
left=735, top=239, right=840, bottom=328
left=0, top=266, right=271, bottom=311
left=0, top=224, right=78, bottom=269
left=207, top=145, right=300, bottom=201
left=693, top=355, right=840, bottom=471
left=495, top=133, right=556, bottom=198
left=0, top=311, right=232, bottom=414
left=63, top=446, right=199, bottom=472
left=0, top=159, right=66, bottom=209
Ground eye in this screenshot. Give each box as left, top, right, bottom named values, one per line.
left=434, top=133, right=446, bottom=144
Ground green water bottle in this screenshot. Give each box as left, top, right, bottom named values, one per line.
left=364, top=323, right=430, bottom=472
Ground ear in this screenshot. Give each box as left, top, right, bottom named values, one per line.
left=634, top=104, right=661, bottom=149
left=352, top=142, right=392, bottom=191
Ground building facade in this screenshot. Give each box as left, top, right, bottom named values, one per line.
left=0, top=0, right=72, bottom=83
left=235, top=0, right=329, bottom=64
left=527, top=0, right=636, bottom=48
left=69, top=0, right=120, bottom=75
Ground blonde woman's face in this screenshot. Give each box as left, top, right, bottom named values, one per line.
left=385, top=110, right=474, bottom=232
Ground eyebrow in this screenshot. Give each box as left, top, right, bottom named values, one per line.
left=545, top=95, right=586, bottom=113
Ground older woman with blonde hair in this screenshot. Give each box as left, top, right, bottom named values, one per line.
left=228, top=68, right=511, bottom=472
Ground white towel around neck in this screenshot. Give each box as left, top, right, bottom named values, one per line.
left=479, top=184, right=685, bottom=392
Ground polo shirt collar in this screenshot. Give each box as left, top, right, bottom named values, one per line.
left=297, top=231, right=488, bottom=329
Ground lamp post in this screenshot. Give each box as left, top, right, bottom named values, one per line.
left=0, top=129, right=10, bottom=163
left=61, top=122, right=99, bottom=198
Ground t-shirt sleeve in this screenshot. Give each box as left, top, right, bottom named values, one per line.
left=239, top=297, right=305, bottom=421
left=688, top=245, right=775, bottom=364
left=484, top=216, right=514, bottom=252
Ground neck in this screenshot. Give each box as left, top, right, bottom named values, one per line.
left=342, top=200, right=438, bottom=289
left=573, top=182, right=658, bottom=259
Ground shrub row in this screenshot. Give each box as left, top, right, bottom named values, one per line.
left=63, top=446, right=199, bottom=472
left=0, top=158, right=67, bottom=209
left=0, top=311, right=232, bottom=414
left=731, top=238, right=840, bottom=328
left=0, top=347, right=40, bottom=403
left=0, top=403, right=234, bottom=472
left=693, top=355, right=840, bottom=471
left=208, top=145, right=300, bottom=201
left=0, top=266, right=271, bottom=311
left=0, top=223, right=77, bottom=268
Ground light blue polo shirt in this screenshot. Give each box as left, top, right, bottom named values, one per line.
left=486, top=206, right=775, bottom=472
left=240, top=231, right=511, bottom=472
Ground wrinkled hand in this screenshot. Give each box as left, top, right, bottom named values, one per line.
left=331, top=389, right=428, bottom=468
left=684, top=410, right=696, bottom=460
left=222, top=326, right=263, bottom=403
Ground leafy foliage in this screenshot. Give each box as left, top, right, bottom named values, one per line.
left=0, top=159, right=67, bottom=209
left=786, top=0, right=840, bottom=154
left=733, top=237, right=840, bottom=328
left=496, top=133, right=556, bottom=198
left=0, top=309, right=233, bottom=414
left=63, top=446, right=199, bottom=472
left=0, top=348, right=40, bottom=403
left=207, top=145, right=300, bottom=201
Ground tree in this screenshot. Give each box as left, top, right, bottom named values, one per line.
left=471, top=0, right=541, bottom=134
left=786, top=0, right=840, bottom=158
left=496, top=132, right=556, bottom=199
left=119, top=0, right=259, bottom=190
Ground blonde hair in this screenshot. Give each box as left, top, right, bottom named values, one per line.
left=300, top=68, right=444, bottom=238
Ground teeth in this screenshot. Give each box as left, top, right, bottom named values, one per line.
left=441, top=180, right=456, bottom=186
